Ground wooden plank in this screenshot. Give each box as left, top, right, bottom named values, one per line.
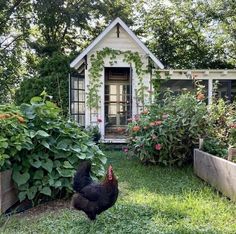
left=228, top=148, right=236, bottom=161
left=194, top=149, right=236, bottom=202
left=0, top=170, right=18, bottom=213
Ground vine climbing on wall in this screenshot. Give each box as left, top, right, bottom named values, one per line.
left=87, top=47, right=148, bottom=109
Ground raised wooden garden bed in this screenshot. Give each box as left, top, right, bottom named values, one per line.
left=0, top=170, right=18, bottom=213
left=194, top=149, right=236, bottom=202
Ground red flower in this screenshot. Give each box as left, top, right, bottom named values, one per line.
left=141, top=110, right=149, bottom=115
left=155, top=144, right=161, bottom=151
left=97, top=118, right=102, bottom=123
left=230, top=123, right=236, bottom=129
left=155, top=120, right=162, bottom=126
left=134, top=115, right=139, bottom=121
left=132, top=126, right=141, bottom=132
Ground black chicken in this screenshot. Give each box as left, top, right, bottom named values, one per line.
left=71, top=161, right=118, bottom=220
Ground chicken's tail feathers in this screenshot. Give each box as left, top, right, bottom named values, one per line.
left=72, top=161, right=93, bottom=192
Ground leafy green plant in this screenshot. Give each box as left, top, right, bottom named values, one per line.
left=202, top=138, right=228, bottom=158
left=86, top=125, right=101, bottom=143
left=11, top=92, right=106, bottom=203
left=128, top=91, right=210, bottom=166
left=0, top=105, right=32, bottom=172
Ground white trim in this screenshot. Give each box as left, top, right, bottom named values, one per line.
left=208, top=79, right=213, bottom=105
left=70, top=17, right=164, bottom=69
left=102, top=138, right=127, bottom=144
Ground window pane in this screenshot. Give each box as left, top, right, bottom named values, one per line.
left=79, top=103, right=85, bottom=113
left=71, top=102, right=78, bottom=114
left=71, top=114, right=78, bottom=122
left=79, top=80, right=85, bottom=89
left=79, top=115, right=85, bottom=126
left=79, top=91, right=85, bottom=101
left=72, top=90, right=79, bottom=102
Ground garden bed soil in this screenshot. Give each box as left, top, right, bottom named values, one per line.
left=0, top=170, right=18, bottom=213
left=194, top=149, right=236, bottom=202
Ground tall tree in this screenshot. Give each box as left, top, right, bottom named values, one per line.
left=142, top=0, right=235, bottom=69
left=0, top=0, right=31, bottom=102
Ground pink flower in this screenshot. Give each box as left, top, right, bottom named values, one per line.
left=97, top=118, right=102, bottom=123
left=127, top=118, right=133, bottom=122
left=155, top=144, right=162, bottom=151
left=134, top=115, right=139, bottom=121
left=162, top=114, right=169, bottom=120
left=123, top=147, right=129, bottom=153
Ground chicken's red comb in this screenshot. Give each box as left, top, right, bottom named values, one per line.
left=108, top=165, right=113, bottom=180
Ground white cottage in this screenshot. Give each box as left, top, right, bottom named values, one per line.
left=70, top=17, right=164, bottom=142
left=70, top=17, right=236, bottom=143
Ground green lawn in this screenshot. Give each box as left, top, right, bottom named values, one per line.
left=1, top=151, right=236, bottom=234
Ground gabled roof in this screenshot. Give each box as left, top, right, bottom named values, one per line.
left=70, top=17, right=164, bottom=69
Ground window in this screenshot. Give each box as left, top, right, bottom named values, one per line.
left=70, top=74, right=85, bottom=126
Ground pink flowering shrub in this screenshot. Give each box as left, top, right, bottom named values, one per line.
left=128, top=92, right=210, bottom=166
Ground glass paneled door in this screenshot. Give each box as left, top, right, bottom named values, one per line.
left=105, top=68, right=131, bottom=138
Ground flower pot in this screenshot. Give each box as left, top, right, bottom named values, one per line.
left=194, top=149, right=236, bottom=202
left=0, top=169, right=18, bottom=213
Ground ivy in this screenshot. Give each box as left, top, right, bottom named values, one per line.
left=87, top=48, right=148, bottom=109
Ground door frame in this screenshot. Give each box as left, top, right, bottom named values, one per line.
left=103, top=67, right=132, bottom=139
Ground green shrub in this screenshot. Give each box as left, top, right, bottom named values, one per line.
left=127, top=92, right=209, bottom=166
left=0, top=105, right=32, bottom=171
left=1, top=93, right=106, bottom=203
left=202, top=138, right=228, bottom=158
left=15, top=52, right=70, bottom=115
left=200, top=99, right=236, bottom=157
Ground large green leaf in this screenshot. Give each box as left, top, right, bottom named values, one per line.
left=54, top=180, right=62, bottom=188
left=27, top=186, right=38, bottom=200
left=42, top=159, right=53, bottom=173
left=29, top=159, right=41, bottom=168
left=99, top=155, right=107, bottom=164
left=41, top=140, right=50, bottom=149
left=18, top=191, right=27, bottom=202
left=63, top=161, right=73, bottom=169
left=12, top=171, right=30, bottom=186
left=40, top=186, right=51, bottom=196
left=76, top=153, right=86, bottom=160
left=70, top=144, right=81, bottom=153
left=36, top=130, right=50, bottom=138
left=57, top=139, right=72, bottom=150
left=33, top=170, right=44, bottom=179
left=57, top=168, right=75, bottom=177
left=30, top=96, right=43, bottom=104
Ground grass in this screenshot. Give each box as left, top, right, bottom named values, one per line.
left=1, top=151, right=236, bottom=234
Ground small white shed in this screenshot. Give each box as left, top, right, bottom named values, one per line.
left=70, top=17, right=164, bottom=142
left=70, top=18, right=236, bottom=143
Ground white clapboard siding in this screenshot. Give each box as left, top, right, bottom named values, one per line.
left=93, top=26, right=145, bottom=53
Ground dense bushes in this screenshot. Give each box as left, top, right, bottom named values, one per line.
left=0, top=93, right=106, bottom=203
left=128, top=92, right=209, bottom=166
left=0, top=105, right=32, bottom=171
left=15, top=53, right=70, bottom=116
